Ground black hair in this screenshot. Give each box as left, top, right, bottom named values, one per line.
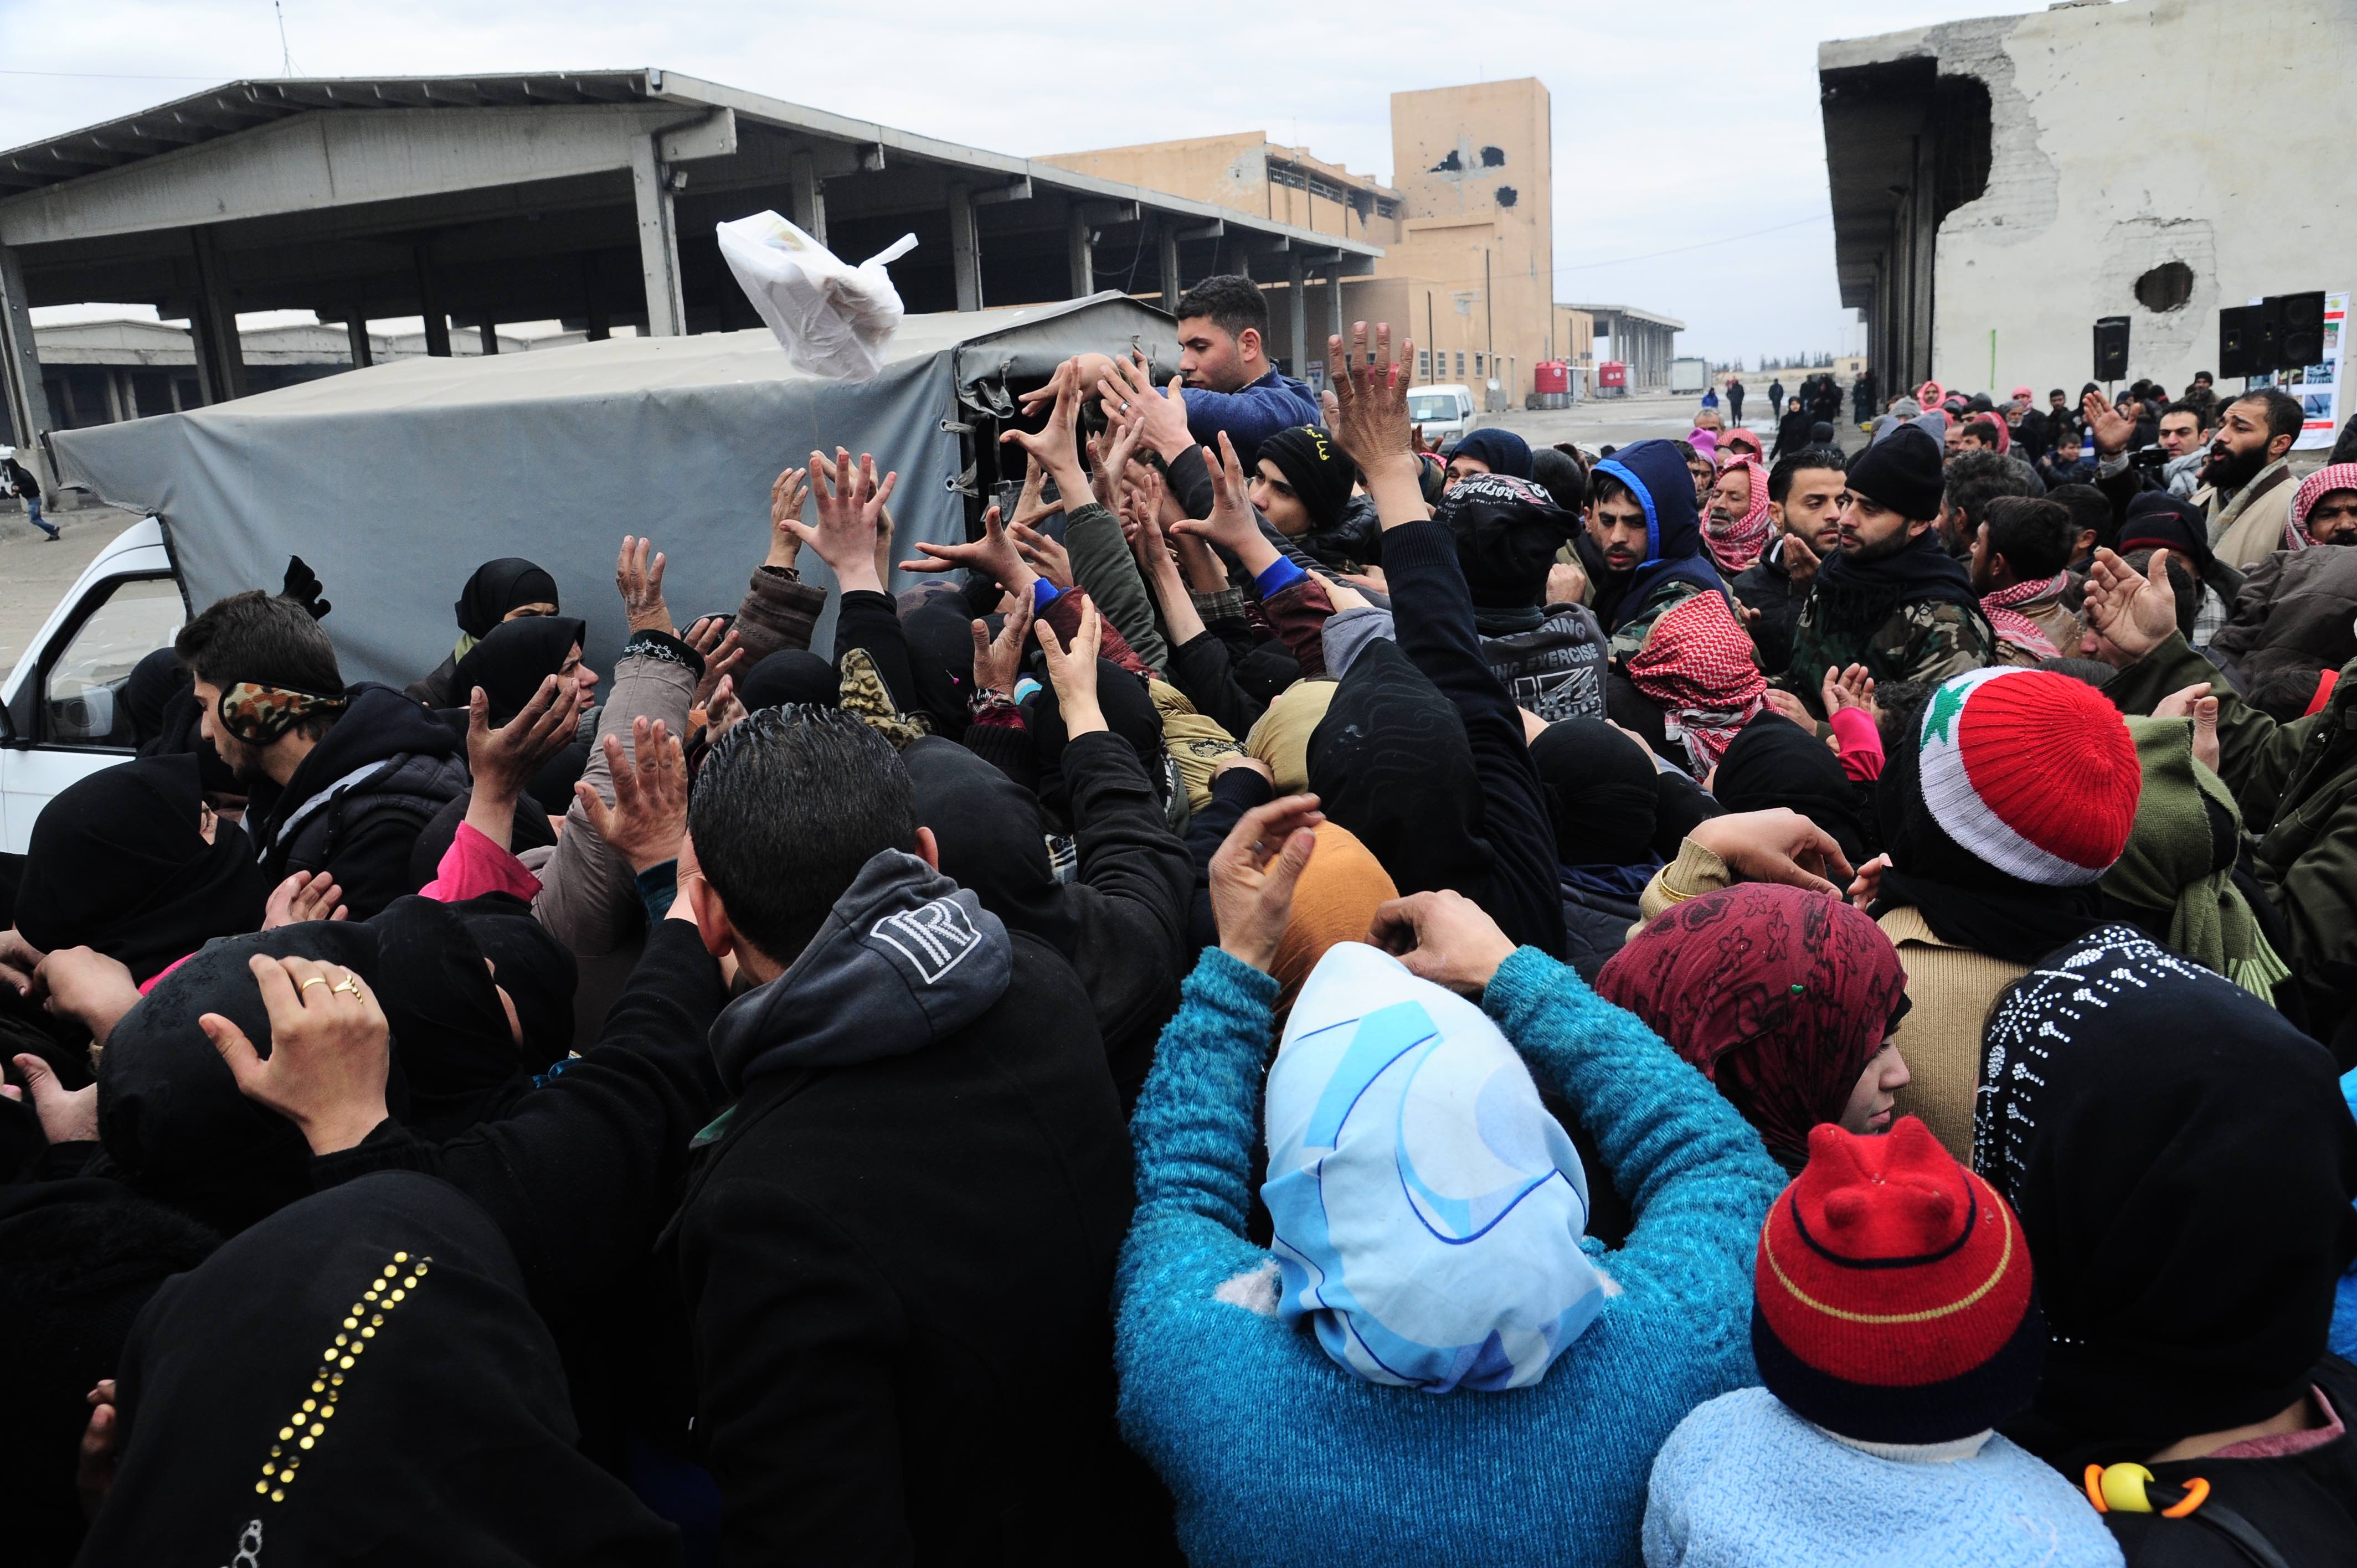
left=173, top=590, right=342, bottom=740
left=2045, top=482, right=2112, bottom=554
left=1527, top=446, right=1587, bottom=514
left=2119, top=547, right=2200, bottom=639
left=1172, top=274, right=1267, bottom=344
left=1767, top=445, right=1847, bottom=504
left=1875, top=680, right=1932, bottom=760
left=2194, top=370, right=2214, bottom=384
left=1941, top=448, right=2039, bottom=533
left=2329, top=412, right=2357, bottom=468
left=1587, top=465, right=1638, bottom=512
left=687, top=706, right=919, bottom=964
left=1980, top=495, right=2076, bottom=580
left=2049, top=388, right=2067, bottom=401
left=2160, top=400, right=2211, bottom=429
left=2232, top=388, right=2304, bottom=446
left=1960, top=417, right=2001, bottom=446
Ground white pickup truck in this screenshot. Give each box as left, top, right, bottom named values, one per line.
left=1, top=517, right=180, bottom=859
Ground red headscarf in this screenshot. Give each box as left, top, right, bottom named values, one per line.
left=1704, top=456, right=1773, bottom=572
left=1597, top=884, right=1909, bottom=1158
left=1624, top=592, right=1768, bottom=771
left=2290, top=462, right=2357, bottom=550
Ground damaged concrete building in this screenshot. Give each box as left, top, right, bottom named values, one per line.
left=1819, top=0, right=2356, bottom=400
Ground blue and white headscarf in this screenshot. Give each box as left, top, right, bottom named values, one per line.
left=1262, top=942, right=1605, bottom=1392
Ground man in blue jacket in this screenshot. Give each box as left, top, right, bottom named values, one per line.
left=1032, top=273, right=1318, bottom=470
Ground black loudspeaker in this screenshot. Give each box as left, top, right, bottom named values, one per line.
left=2256, top=297, right=2284, bottom=373
left=2219, top=305, right=2258, bottom=378
left=2280, top=291, right=2327, bottom=367
left=2093, top=316, right=2130, bottom=381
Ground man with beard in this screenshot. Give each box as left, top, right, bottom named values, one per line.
left=1782, top=424, right=1996, bottom=703
left=1970, top=496, right=2082, bottom=664
left=1731, top=446, right=1847, bottom=673
left=1936, top=449, right=2039, bottom=560
left=1580, top=438, right=1727, bottom=670
left=2088, top=387, right=2301, bottom=572
left=174, top=589, right=469, bottom=918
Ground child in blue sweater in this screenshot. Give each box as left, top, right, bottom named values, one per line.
left=1113, top=794, right=1785, bottom=1568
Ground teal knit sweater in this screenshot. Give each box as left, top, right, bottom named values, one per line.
left=1114, top=946, right=1786, bottom=1567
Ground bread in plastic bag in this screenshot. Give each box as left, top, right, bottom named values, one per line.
left=716, top=211, right=919, bottom=383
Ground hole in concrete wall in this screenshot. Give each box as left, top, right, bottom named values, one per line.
left=1479, top=146, right=1506, bottom=167
left=1494, top=185, right=1519, bottom=208
left=1932, top=74, right=1991, bottom=223
left=2134, top=261, right=2195, bottom=313
left=1429, top=149, right=1463, bottom=173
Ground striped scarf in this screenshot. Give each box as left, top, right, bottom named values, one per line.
left=1702, top=456, right=1773, bottom=574
left=1980, top=571, right=2070, bottom=660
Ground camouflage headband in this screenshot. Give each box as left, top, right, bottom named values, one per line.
left=217, top=682, right=349, bottom=744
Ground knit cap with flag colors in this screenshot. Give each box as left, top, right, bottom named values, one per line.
left=1753, top=1117, right=2045, bottom=1445
left=1916, top=666, right=2140, bottom=886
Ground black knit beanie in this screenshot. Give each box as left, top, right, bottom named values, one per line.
left=1257, top=426, right=1356, bottom=534
left=1846, top=425, right=1945, bottom=522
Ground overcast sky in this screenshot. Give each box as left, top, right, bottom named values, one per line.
left=0, top=0, right=2042, bottom=364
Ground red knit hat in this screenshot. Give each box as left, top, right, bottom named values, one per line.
left=1752, top=1117, right=2045, bottom=1444
left=1916, top=667, right=2141, bottom=886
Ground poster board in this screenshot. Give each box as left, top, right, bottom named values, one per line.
left=2251, top=290, right=2348, bottom=450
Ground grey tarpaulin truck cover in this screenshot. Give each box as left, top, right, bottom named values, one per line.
left=47, top=292, right=1176, bottom=686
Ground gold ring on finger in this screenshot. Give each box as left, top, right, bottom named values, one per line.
left=299, top=977, right=329, bottom=992
left=332, top=978, right=362, bottom=997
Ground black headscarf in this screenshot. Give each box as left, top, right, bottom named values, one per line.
left=1308, top=637, right=1494, bottom=898
left=450, top=893, right=577, bottom=1076
left=451, top=616, right=588, bottom=726
left=364, top=897, right=533, bottom=1136
left=454, top=558, right=559, bottom=642
left=2118, top=489, right=2217, bottom=574
left=900, top=599, right=977, bottom=740
left=1437, top=472, right=1581, bottom=610
left=97, top=922, right=390, bottom=1235
left=1028, top=659, right=1169, bottom=820
left=1809, top=529, right=1987, bottom=641
left=1979, top=926, right=2357, bottom=1458
left=14, top=756, right=269, bottom=984
left=1527, top=716, right=1658, bottom=867
left=123, top=647, right=188, bottom=747
left=79, top=1172, right=678, bottom=1565
left=1871, top=715, right=2107, bottom=964
left=1712, top=713, right=1874, bottom=866
left=902, top=736, right=1080, bottom=956
left=738, top=649, right=840, bottom=711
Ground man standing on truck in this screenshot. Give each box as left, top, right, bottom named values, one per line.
left=1031, top=274, right=1318, bottom=470
left=1, top=446, right=58, bottom=540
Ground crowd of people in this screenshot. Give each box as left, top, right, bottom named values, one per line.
left=3, top=272, right=2356, bottom=1566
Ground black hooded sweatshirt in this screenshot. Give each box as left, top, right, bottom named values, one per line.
left=666, top=849, right=1150, bottom=1566
left=247, top=683, right=470, bottom=919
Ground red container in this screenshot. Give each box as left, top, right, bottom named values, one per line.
left=1597, top=360, right=1628, bottom=389
left=1533, top=360, right=1569, bottom=395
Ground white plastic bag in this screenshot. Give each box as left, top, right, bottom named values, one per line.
left=716, top=211, right=918, bottom=383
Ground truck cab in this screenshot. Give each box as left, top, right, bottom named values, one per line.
left=1, top=518, right=182, bottom=859
left=1407, top=383, right=1476, bottom=448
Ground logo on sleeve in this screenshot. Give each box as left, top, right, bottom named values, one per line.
left=870, top=898, right=983, bottom=984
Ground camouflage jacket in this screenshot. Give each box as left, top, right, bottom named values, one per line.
left=1783, top=595, right=1996, bottom=707
left=1605, top=577, right=1716, bottom=668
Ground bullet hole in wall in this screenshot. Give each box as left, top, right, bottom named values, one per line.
left=1430, top=149, right=1463, bottom=173
left=1480, top=146, right=1506, bottom=168
left=2134, top=261, right=2195, bottom=313
left=1495, top=186, right=1519, bottom=208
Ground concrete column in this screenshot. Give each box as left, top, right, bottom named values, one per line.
left=0, top=243, right=53, bottom=457
left=630, top=132, right=687, bottom=338
left=1160, top=226, right=1182, bottom=311
left=102, top=370, right=124, bottom=425
left=1286, top=250, right=1306, bottom=378
left=1327, top=267, right=1345, bottom=346
left=478, top=321, right=500, bottom=355
left=346, top=317, right=373, bottom=368
left=1067, top=210, right=1094, bottom=298
left=121, top=369, right=140, bottom=420
left=789, top=151, right=827, bottom=246
left=189, top=227, right=249, bottom=400
left=947, top=183, right=982, bottom=313
left=413, top=245, right=451, bottom=358
left=168, top=376, right=184, bottom=413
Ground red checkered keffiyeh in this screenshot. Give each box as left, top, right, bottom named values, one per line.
left=1625, top=591, right=1769, bottom=773
left=1980, top=571, right=2070, bottom=661
left=2288, top=463, right=2357, bottom=551
left=1704, top=456, right=1773, bottom=574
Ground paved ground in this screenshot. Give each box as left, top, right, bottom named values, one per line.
left=1484, top=388, right=1867, bottom=457
left=0, top=503, right=142, bottom=681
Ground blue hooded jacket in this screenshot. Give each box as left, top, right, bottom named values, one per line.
left=1589, top=439, right=1727, bottom=632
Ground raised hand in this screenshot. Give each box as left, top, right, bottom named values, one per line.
left=787, top=447, right=899, bottom=594
left=2081, top=389, right=2137, bottom=458
left=1208, top=794, right=1325, bottom=973
left=616, top=535, right=671, bottom=635
left=1367, top=889, right=1517, bottom=996
left=1171, top=430, right=1280, bottom=575
left=1324, top=321, right=1416, bottom=471
left=1010, top=520, right=1074, bottom=591
left=203, top=953, right=391, bottom=1156
left=2080, top=545, right=2178, bottom=667
left=1821, top=662, right=1879, bottom=724
left=1782, top=530, right=1823, bottom=587
left=767, top=466, right=810, bottom=569
left=969, top=594, right=1032, bottom=697
left=1763, top=688, right=1815, bottom=728
left=466, top=672, right=585, bottom=802
left=701, top=674, right=750, bottom=742
left=2151, top=681, right=2223, bottom=773
left=574, top=717, right=688, bottom=873
left=1034, top=597, right=1104, bottom=732
left=684, top=616, right=748, bottom=709
left=900, top=502, right=1037, bottom=596
left=1008, top=454, right=1057, bottom=533
left=264, top=869, right=349, bottom=929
